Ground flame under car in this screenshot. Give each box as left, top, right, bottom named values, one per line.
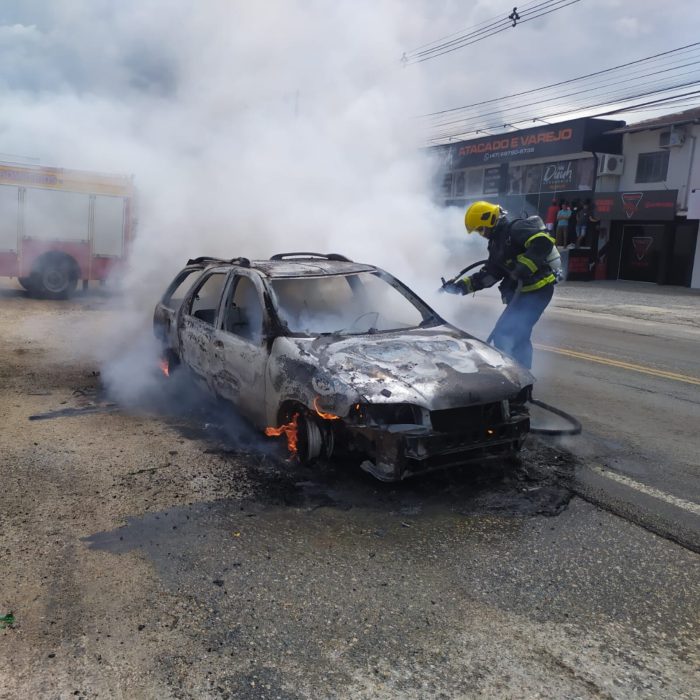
left=153, top=253, right=533, bottom=481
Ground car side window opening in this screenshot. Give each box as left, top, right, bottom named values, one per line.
left=164, top=269, right=202, bottom=309
left=189, top=272, right=227, bottom=325
left=271, top=272, right=426, bottom=335
left=223, top=276, right=264, bottom=343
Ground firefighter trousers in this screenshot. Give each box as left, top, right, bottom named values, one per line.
left=490, top=284, right=554, bottom=369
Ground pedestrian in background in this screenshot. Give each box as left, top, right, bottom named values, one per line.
left=576, top=203, right=590, bottom=247
left=555, top=202, right=570, bottom=247
left=545, top=198, right=559, bottom=234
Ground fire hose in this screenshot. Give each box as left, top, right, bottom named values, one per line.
left=440, top=260, right=582, bottom=437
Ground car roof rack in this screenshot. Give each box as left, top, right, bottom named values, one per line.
left=186, top=256, right=250, bottom=267
left=269, top=252, right=352, bottom=262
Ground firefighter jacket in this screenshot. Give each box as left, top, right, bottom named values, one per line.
left=459, top=216, right=558, bottom=300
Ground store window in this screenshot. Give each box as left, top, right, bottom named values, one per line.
left=483, top=167, right=501, bottom=195
left=635, top=151, right=669, bottom=183
left=453, top=171, right=466, bottom=197
left=466, top=169, right=483, bottom=194
left=441, top=172, right=453, bottom=198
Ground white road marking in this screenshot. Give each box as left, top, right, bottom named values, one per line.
left=592, top=465, right=700, bottom=516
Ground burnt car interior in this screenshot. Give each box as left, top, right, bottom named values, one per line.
left=224, top=276, right=263, bottom=343
left=189, top=272, right=227, bottom=325
left=270, top=273, right=429, bottom=336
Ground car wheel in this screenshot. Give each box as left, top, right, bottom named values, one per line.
left=281, top=405, right=333, bottom=464
left=298, top=412, right=324, bottom=463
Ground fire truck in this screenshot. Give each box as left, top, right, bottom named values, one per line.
left=0, top=160, right=134, bottom=298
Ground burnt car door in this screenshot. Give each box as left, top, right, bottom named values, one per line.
left=179, top=270, right=229, bottom=385
left=153, top=265, right=206, bottom=351
left=211, top=272, right=269, bottom=427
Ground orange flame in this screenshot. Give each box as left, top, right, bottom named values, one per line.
left=159, top=358, right=170, bottom=377
left=265, top=413, right=299, bottom=455
left=313, top=397, right=341, bottom=421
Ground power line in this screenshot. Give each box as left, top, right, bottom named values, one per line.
left=406, top=0, right=542, bottom=54
left=420, top=42, right=700, bottom=118
left=427, top=71, right=700, bottom=138
left=428, top=80, right=700, bottom=141
left=427, top=87, right=700, bottom=143
left=422, top=42, right=700, bottom=142
left=406, top=1, right=573, bottom=61
left=403, top=0, right=582, bottom=65
left=428, top=60, right=700, bottom=131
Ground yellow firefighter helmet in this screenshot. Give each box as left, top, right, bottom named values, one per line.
left=464, top=201, right=502, bottom=235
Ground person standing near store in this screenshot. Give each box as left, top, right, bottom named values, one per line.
left=555, top=202, right=571, bottom=247
left=545, top=198, right=559, bottom=235
left=576, top=203, right=590, bottom=247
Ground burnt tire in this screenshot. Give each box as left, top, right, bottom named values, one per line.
left=30, top=253, right=79, bottom=299
left=280, top=405, right=333, bottom=465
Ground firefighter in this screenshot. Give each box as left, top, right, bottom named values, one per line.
left=442, top=200, right=560, bottom=369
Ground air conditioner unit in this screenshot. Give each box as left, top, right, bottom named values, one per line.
left=659, top=130, right=686, bottom=148
left=597, top=154, right=624, bottom=176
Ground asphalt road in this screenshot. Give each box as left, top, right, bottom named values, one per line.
left=450, top=293, right=700, bottom=553
left=1, top=283, right=699, bottom=698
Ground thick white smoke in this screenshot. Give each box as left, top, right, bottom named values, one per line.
left=2, top=1, right=488, bottom=403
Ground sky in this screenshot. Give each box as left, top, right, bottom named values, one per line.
left=2, top=0, right=699, bottom=399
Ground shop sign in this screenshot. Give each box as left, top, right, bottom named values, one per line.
left=448, top=122, right=586, bottom=168
left=541, top=160, right=575, bottom=191
left=593, top=190, right=677, bottom=220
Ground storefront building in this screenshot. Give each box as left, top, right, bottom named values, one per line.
left=435, top=116, right=624, bottom=218
left=603, top=109, right=700, bottom=288
left=434, top=110, right=700, bottom=287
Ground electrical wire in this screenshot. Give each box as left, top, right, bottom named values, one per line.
left=428, top=83, right=700, bottom=142
left=407, top=1, right=577, bottom=62
left=407, top=0, right=544, bottom=54
left=428, top=70, right=700, bottom=137
left=427, top=89, right=700, bottom=143
left=420, top=42, right=700, bottom=143
left=428, top=61, right=700, bottom=131
left=422, top=43, right=700, bottom=121
left=403, top=0, right=583, bottom=65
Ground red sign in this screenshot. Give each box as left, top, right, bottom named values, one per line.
left=592, top=190, right=677, bottom=221
left=622, top=192, right=644, bottom=219
left=631, top=236, right=653, bottom=262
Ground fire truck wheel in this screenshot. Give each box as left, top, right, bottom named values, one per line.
left=18, top=277, right=34, bottom=292
left=30, top=253, right=79, bottom=299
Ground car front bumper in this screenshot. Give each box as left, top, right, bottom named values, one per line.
left=346, top=415, right=529, bottom=481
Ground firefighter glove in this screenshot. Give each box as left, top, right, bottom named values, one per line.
left=442, top=277, right=472, bottom=295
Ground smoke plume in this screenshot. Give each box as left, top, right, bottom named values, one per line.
left=2, top=1, right=488, bottom=405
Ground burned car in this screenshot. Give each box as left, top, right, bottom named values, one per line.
left=153, top=253, right=533, bottom=481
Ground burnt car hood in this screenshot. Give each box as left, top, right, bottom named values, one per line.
left=286, top=326, right=534, bottom=411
